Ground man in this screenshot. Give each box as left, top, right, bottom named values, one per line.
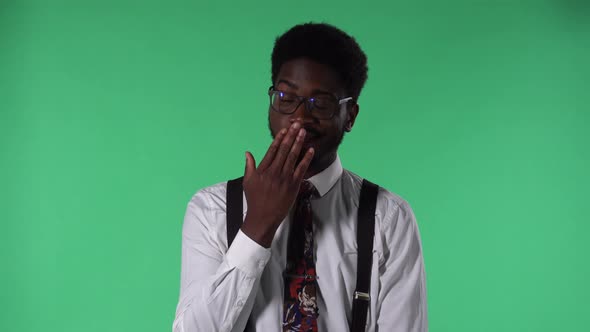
left=173, top=23, right=427, bottom=332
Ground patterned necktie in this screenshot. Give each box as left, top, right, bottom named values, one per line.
left=283, top=180, right=319, bottom=332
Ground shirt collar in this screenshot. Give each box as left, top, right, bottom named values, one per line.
left=306, top=154, right=343, bottom=198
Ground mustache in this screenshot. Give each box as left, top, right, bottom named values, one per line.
left=302, top=125, right=321, bottom=137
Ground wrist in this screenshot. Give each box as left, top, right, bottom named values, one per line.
left=241, top=214, right=278, bottom=248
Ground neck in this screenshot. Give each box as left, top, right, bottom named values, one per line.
left=303, top=152, right=336, bottom=179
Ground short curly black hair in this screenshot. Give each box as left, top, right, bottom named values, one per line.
left=271, top=22, right=368, bottom=101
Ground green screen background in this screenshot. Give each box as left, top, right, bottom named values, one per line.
left=1, top=1, right=588, bottom=331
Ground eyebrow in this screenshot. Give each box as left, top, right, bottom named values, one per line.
left=276, top=79, right=336, bottom=97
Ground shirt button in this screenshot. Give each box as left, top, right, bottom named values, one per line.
left=236, top=299, right=244, bottom=307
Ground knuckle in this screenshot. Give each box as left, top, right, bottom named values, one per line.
left=266, top=168, right=277, bottom=177
left=286, top=151, right=296, bottom=161
left=279, top=143, right=290, bottom=153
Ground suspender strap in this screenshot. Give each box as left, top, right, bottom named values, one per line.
left=226, top=176, right=254, bottom=332
left=351, top=179, right=379, bottom=332
left=226, top=176, right=244, bottom=247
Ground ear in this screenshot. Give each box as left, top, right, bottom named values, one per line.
left=345, top=103, right=359, bottom=132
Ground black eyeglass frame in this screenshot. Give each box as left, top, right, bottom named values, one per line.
left=268, top=86, right=353, bottom=120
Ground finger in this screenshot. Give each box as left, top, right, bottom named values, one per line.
left=244, top=151, right=256, bottom=179
left=282, top=128, right=306, bottom=175
left=257, top=128, right=287, bottom=172
left=270, top=122, right=301, bottom=172
left=293, top=147, right=314, bottom=181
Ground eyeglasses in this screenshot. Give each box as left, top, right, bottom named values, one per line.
left=268, top=86, right=353, bottom=120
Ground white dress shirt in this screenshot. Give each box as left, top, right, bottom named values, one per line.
left=173, top=155, right=428, bottom=332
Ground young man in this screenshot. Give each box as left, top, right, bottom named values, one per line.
left=173, top=23, right=427, bottom=332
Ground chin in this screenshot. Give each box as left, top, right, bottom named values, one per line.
left=302, top=140, right=316, bottom=152
left=298, top=144, right=320, bottom=165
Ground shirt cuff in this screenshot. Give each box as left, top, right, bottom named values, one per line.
left=225, top=230, right=271, bottom=277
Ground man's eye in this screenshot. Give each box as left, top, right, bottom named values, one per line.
left=280, top=95, right=297, bottom=103
left=313, top=98, right=333, bottom=109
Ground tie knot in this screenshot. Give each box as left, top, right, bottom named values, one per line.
left=298, top=180, right=317, bottom=199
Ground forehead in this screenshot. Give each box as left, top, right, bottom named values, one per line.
left=275, top=58, right=344, bottom=95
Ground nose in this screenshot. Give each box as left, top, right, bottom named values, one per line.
left=290, top=98, right=313, bottom=123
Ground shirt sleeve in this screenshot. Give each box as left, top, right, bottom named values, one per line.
left=172, top=188, right=272, bottom=332
left=376, top=194, right=428, bottom=332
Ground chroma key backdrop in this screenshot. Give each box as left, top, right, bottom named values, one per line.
left=1, top=1, right=588, bottom=331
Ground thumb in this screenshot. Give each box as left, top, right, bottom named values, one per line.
left=244, top=151, right=256, bottom=178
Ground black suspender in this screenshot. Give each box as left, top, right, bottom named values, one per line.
left=226, top=177, right=254, bottom=332
left=226, top=176, right=379, bottom=332
left=351, top=179, right=379, bottom=332
left=226, top=177, right=244, bottom=247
